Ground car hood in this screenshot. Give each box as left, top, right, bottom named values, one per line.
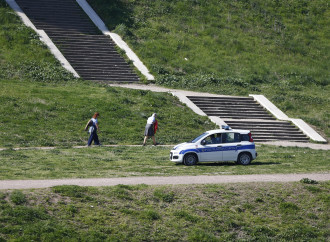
left=172, top=142, right=193, bottom=150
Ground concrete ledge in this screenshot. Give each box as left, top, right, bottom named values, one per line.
left=38, top=31, right=79, bottom=77
left=76, top=0, right=154, bottom=81
left=108, top=84, right=227, bottom=127
left=5, top=0, right=80, bottom=78
left=290, top=119, right=327, bottom=143
left=250, top=94, right=289, bottom=120
left=209, top=116, right=228, bottom=127
left=171, top=92, right=207, bottom=116
left=250, top=94, right=327, bottom=143
left=6, top=0, right=37, bottom=31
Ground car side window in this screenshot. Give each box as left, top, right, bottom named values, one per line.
left=202, top=133, right=222, bottom=145
left=222, top=133, right=240, bottom=143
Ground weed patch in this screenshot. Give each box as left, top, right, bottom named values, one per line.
left=9, top=191, right=27, bottom=205
left=52, top=185, right=89, bottom=198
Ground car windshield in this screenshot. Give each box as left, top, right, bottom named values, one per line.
left=190, top=132, right=208, bottom=143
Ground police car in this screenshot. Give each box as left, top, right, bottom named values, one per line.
left=170, top=127, right=257, bottom=166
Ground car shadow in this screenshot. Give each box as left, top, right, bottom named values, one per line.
left=175, top=161, right=280, bottom=166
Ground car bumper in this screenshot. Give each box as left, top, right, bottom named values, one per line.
left=170, top=151, right=184, bottom=163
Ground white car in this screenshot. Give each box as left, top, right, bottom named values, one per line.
left=170, top=127, right=257, bottom=166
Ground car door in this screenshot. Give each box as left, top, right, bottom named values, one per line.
left=198, top=133, right=223, bottom=162
left=221, top=132, right=241, bottom=161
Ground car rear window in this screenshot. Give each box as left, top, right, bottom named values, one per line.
left=240, top=134, right=250, bottom=142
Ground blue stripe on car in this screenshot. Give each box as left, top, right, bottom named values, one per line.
left=179, top=144, right=255, bottom=155
left=179, top=149, right=200, bottom=155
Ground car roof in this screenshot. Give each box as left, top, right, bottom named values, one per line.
left=206, top=129, right=251, bottom=134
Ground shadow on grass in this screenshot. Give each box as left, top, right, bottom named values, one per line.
left=175, top=161, right=281, bottom=167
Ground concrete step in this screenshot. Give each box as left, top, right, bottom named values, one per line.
left=65, top=57, right=128, bottom=63
left=254, top=138, right=308, bottom=143
left=225, top=120, right=295, bottom=127
left=238, top=127, right=301, bottom=132
left=59, top=46, right=117, bottom=52
left=51, top=35, right=109, bottom=40
left=253, top=136, right=309, bottom=142
left=208, top=114, right=274, bottom=119
left=83, top=77, right=139, bottom=82
left=63, top=55, right=124, bottom=61
left=74, top=66, right=134, bottom=71
left=188, top=96, right=253, bottom=101
left=53, top=36, right=112, bottom=41
left=81, top=74, right=139, bottom=79
left=36, top=25, right=98, bottom=31
left=46, top=29, right=99, bottom=35
left=218, top=115, right=275, bottom=120
left=191, top=99, right=258, bottom=103
left=251, top=132, right=308, bottom=137
left=69, top=61, right=130, bottom=67
left=76, top=71, right=136, bottom=76
left=54, top=40, right=115, bottom=47
left=204, top=109, right=272, bottom=114
left=62, top=51, right=123, bottom=57
left=209, top=113, right=274, bottom=118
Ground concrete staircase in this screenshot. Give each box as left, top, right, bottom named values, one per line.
left=187, top=96, right=309, bottom=142
left=15, top=0, right=139, bottom=83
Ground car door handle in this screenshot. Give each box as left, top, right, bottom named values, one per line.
left=217, top=145, right=223, bottom=147
left=237, top=144, right=242, bottom=147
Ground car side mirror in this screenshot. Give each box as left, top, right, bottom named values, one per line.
left=201, top=140, right=206, bottom=146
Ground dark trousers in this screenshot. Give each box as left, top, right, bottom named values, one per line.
left=87, top=127, right=100, bottom=146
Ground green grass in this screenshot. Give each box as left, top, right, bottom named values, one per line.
left=0, top=2, right=215, bottom=148
left=89, top=0, right=330, bottom=139
left=0, top=78, right=215, bottom=147
left=0, top=182, right=329, bottom=241
left=0, top=1, right=329, bottom=240
left=0, top=145, right=329, bottom=180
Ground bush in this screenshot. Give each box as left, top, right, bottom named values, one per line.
left=52, top=185, right=88, bottom=198
left=300, top=178, right=318, bottom=184
left=10, top=190, right=27, bottom=205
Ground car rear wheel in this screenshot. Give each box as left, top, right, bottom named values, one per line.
left=184, top=153, right=198, bottom=166
left=237, top=153, right=252, bottom=165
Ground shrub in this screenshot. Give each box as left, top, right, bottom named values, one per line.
left=153, top=189, right=175, bottom=203
left=300, top=178, right=318, bottom=184
left=52, top=185, right=88, bottom=198
left=10, top=190, right=27, bottom=205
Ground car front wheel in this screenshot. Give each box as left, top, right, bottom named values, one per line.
left=183, top=153, right=198, bottom=166
left=237, top=153, right=252, bottom=165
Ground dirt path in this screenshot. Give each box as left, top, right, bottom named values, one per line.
left=1, top=173, right=329, bottom=190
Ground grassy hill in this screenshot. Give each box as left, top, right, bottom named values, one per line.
left=0, top=1, right=215, bottom=147
left=89, top=0, right=329, bottom=140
